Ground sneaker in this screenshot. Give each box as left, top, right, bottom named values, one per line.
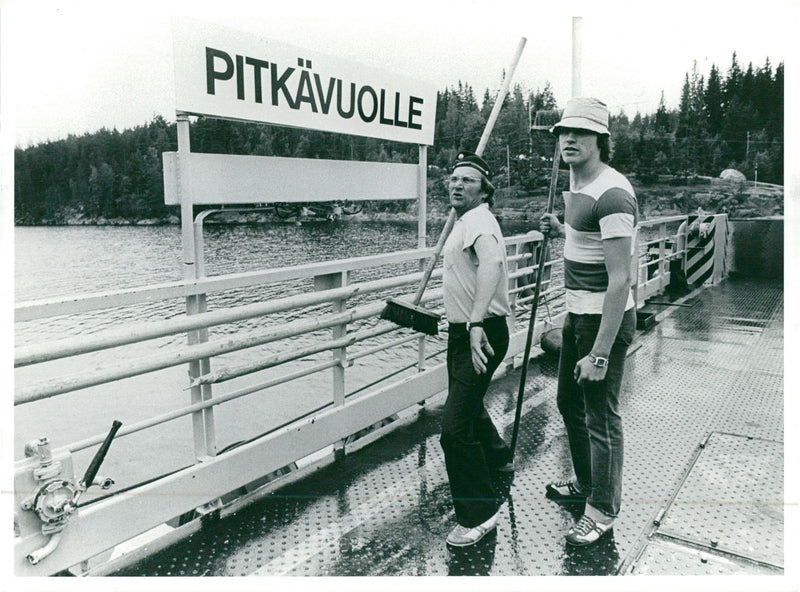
left=565, top=514, right=614, bottom=547
left=446, top=511, right=499, bottom=547
left=545, top=479, right=588, bottom=501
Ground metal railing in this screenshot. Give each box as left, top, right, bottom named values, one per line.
left=14, top=215, right=700, bottom=575
left=14, top=218, right=690, bottom=454
left=14, top=232, right=557, bottom=452
left=632, top=215, right=690, bottom=308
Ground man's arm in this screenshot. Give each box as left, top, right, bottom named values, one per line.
left=574, top=236, right=631, bottom=384
left=468, top=234, right=504, bottom=374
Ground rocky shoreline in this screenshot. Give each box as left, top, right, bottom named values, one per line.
left=13, top=207, right=567, bottom=227
left=14, top=176, right=784, bottom=227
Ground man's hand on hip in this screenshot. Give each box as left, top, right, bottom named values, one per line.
left=470, top=327, right=494, bottom=374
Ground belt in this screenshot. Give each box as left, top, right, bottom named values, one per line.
left=449, top=315, right=507, bottom=330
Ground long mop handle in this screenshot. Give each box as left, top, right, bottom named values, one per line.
left=509, top=140, right=560, bottom=458
left=410, top=208, right=456, bottom=305
left=476, top=37, right=527, bottom=156
left=410, top=37, right=527, bottom=306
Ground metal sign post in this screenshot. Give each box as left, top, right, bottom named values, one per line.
left=165, top=17, right=439, bottom=467
left=176, top=113, right=217, bottom=461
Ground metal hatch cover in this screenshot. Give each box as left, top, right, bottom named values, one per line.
left=651, top=431, right=783, bottom=570
left=632, top=537, right=780, bottom=576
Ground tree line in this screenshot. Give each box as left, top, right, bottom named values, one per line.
left=14, top=52, right=783, bottom=224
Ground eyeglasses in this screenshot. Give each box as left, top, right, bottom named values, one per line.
left=449, top=176, right=481, bottom=185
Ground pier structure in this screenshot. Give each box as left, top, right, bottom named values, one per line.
left=113, top=268, right=786, bottom=577
left=12, top=16, right=787, bottom=582
left=14, top=212, right=785, bottom=578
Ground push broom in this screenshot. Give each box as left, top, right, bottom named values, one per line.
left=380, top=37, right=527, bottom=336
left=509, top=108, right=563, bottom=458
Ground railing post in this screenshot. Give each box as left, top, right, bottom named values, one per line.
left=314, top=271, right=348, bottom=459
left=508, top=241, right=522, bottom=331
left=683, top=224, right=689, bottom=280
left=177, top=114, right=216, bottom=461
left=658, top=222, right=667, bottom=293
left=417, top=145, right=427, bottom=252
left=192, top=213, right=216, bottom=459
left=416, top=145, right=428, bottom=372
left=712, top=214, right=728, bottom=284
left=631, top=230, right=641, bottom=310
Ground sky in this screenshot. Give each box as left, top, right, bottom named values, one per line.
left=1, top=0, right=795, bottom=148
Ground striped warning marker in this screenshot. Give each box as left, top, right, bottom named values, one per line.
left=686, top=214, right=715, bottom=285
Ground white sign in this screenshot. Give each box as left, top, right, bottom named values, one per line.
left=162, top=153, right=421, bottom=205
left=171, top=17, right=438, bottom=145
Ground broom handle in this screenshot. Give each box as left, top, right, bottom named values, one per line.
left=476, top=37, right=527, bottom=156
left=411, top=37, right=527, bottom=306
left=510, top=140, right=560, bottom=457
left=412, top=208, right=456, bottom=305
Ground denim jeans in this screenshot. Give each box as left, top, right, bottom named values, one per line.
left=441, top=316, right=510, bottom=528
left=556, top=308, right=636, bottom=518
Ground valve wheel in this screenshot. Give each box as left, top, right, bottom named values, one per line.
left=32, top=480, right=78, bottom=524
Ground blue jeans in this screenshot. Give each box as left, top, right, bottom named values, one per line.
left=556, top=308, right=636, bottom=518
left=441, top=316, right=510, bottom=528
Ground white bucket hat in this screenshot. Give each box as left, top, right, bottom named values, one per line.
left=550, top=97, right=610, bottom=136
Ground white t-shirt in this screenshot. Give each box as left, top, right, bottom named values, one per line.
left=442, top=203, right=511, bottom=323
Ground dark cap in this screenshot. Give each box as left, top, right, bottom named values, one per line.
left=453, top=150, right=493, bottom=178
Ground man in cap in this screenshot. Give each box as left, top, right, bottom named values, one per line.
left=440, top=150, right=512, bottom=547
left=538, top=97, right=638, bottom=546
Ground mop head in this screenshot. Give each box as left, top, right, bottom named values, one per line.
left=380, top=297, right=441, bottom=336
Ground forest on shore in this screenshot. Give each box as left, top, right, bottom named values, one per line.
left=13, top=53, right=783, bottom=225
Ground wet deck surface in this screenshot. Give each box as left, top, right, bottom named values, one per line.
left=114, top=276, right=784, bottom=577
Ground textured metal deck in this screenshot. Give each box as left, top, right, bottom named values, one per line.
left=646, top=432, right=783, bottom=570
left=114, top=276, right=784, bottom=577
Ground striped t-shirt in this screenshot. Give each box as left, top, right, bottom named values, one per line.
left=563, top=166, right=638, bottom=314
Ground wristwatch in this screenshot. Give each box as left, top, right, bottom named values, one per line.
left=467, top=320, right=484, bottom=332
left=588, top=354, right=609, bottom=368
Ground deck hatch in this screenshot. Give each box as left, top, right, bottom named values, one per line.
left=654, top=432, right=783, bottom=569
left=631, top=537, right=781, bottom=575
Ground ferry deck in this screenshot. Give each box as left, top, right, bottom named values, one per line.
left=12, top=18, right=790, bottom=585
left=108, top=273, right=785, bottom=578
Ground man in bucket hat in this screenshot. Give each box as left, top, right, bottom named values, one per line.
left=440, top=150, right=513, bottom=547
left=538, top=97, right=638, bottom=546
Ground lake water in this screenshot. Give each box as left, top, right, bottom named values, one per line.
left=14, top=219, right=547, bottom=492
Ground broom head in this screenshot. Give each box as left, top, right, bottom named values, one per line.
left=380, top=297, right=441, bottom=336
